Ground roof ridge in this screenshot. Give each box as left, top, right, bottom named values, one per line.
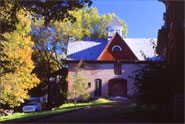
left=124, top=37, right=157, bottom=39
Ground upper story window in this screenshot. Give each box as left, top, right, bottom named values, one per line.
left=114, top=63, right=122, bottom=75
left=112, top=45, right=122, bottom=51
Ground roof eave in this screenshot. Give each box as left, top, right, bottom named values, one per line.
left=66, top=59, right=163, bottom=64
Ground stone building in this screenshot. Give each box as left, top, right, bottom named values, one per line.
left=67, top=16, right=157, bottom=99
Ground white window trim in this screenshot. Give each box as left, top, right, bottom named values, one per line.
left=112, top=45, right=122, bottom=51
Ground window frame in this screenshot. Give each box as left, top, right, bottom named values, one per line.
left=94, top=79, right=102, bottom=96
left=88, top=82, right=91, bottom=88
left=114, top=63, right=122, bottom=75
left=112, top=45, right=122, bottom=51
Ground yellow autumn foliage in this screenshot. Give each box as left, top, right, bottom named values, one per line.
left=0, top=9, right=40, bottom=108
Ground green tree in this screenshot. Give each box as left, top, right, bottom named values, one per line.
left=31, top=19, right=64, bottom=74
left=69, top=62, right=89, bottom=106
left=82, top=7, right=127, bottom=39
left=31, top=19, right=67, bottom=108
left=30, top=50, right=61, bottom=97
left=0, top=9, right=40, bottom=108
left=59, top=6, right=112, bottom=39
left=0, top=0, right=92, bottom=35
left=55, top=7, right=127, bottom=40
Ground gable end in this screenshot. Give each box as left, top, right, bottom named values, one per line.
left=98, top=32, right=138, bottom=60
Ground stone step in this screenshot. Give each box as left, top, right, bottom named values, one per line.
left=109, top=96, right=129, bottom=101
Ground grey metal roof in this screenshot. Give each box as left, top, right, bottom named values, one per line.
left=67, top=38, right=108, bottom=60
left=67, top=38, right=157, bottom=61
left=124, top=38, right=157, bottom=60
left=107, top=16, right=123, bottom=27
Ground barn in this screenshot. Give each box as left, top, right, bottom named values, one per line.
left=66, top=16, right=158, bottom=99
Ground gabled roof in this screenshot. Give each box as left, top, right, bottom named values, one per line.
left=98, top=32, right=138, bottom=60
left=67, top=36, right=157, bottom=61
left=124, top=38, right=157, bottom=60
left=67, top=38, right=107, bottom=60
left=107, top=16, right=123, bottom=27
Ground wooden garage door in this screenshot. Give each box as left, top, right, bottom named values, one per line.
left=109, top=78, right=127, bottom=96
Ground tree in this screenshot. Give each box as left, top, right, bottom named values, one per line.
left=133, top=61, right=175, bottom=113
left=47, top=7, right=127, bottom=42
left=69, top=62, right=89, bottom=106
left=82, top=7, right=127, bottom=39
left=30, top=50, right=60, bottom=96
left=31, top=19, right=64, bottom=76
left=30, top=24, right=65, bottom=109
left=30, top=18, right=67, bottom=104
left=0, top=9, right=40, bottom=108
left=0, top=0, right=92, bottom=35
left=57, top=7, right=127, bottom=39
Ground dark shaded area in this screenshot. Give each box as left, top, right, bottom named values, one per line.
left=0, top=0, right=92, bottom=34
left=1, top=102, right=117, bottom=123
left=47, top=68, right=68, bottom=109
left=133, top=62, right=174, bottom=113
left=156, top=0, right=184, bottom=122
left=3, top=101, right=177, bottom=123
left=26, top=68, right=68, bottom=111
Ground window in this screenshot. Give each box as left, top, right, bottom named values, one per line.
left=94, top=79, right=102, bottom=96
left=109, top=31, right=115, bottom=36
left=112, top=45, right=122, bottom=51
left=88, top=82, right=91, bottom=88
left=109, top=29, right=116, bottom=36
left=114, top=63, right=122, bottom=75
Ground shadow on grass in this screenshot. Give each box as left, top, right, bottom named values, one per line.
left=104, top=105, right=175, bottom=123
left=1, top=101, right=118, bottom=123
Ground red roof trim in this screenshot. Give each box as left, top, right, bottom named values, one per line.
left=97, top=32, right=117, bottom=60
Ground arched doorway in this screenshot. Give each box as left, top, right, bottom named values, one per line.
left=108, top=78, right=127, bottom=96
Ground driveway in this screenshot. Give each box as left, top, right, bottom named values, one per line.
left=34, top=101, right=136, bottom=123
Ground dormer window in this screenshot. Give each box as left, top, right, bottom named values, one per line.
left=112, top=45, right=122, bottom=51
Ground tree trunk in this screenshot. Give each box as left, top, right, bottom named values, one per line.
left=74, top=91, right=77, bottom=107
left=74, top=99, right=76, bottom=107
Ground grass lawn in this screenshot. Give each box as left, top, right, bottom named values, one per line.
left=0, top=98, right=116, bottom=123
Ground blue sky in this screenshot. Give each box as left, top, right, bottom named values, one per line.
left=92, top=0, right=166, bottom=38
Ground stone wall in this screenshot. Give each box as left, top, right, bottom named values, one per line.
left=68, top=62, right=145, bottom=98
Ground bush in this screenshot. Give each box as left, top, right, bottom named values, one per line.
left=133, top=62, right=174, bottom=112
